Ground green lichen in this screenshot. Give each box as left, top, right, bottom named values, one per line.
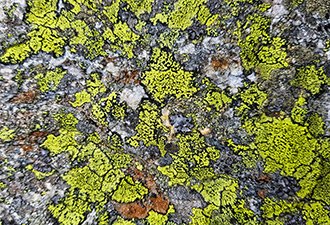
left=48, top=191, right=91, bottom=225
left=204, top=90, right=232, bottom=112
left=26, top=165, right=54, bottom=180
left=128, top=101, right=167, bottom=148
left=147, top=205, right=175, bottom=225
left=0, top=126, right=15, bottom=142
left=291, top=94, right=307, bottom=124
left=70, top=90, right=91, bottom=107
left=123, top=0, right=154, bottom=17
left=158, top=131, right=220, bottom=186
left=306, top=113, right=325, bottom=137
left=236, top=84, right=268, bottom=116
left=0, top=43, right=32, bottom=64
left=0, top=181, right=6, bottom=189
left=35, top=67, right=67, bottom=93
left=112, top=217, right=135, bottom=225
left=237, top=14, right=288, bottom=79
left=112, top=176, right=148, bottom=203
left=142, top=48, right=197, bottom=102
left=291, top=65, right=328, bottom=95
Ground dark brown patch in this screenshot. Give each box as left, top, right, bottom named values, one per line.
left=211, top=57, right=229, bottom=70
left=11, top=90, right=37, bottom=104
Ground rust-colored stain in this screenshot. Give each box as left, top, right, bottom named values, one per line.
left=115, top=167, right=170, bottom=219
left=11, top=90, right=37, bottom=104
left=22, top=145, right=34, bottom=152
left=149, top=194, right=169, bottom=214
left=115, top=202, right=149, bottom=219
left=211, top=57, right=229, bottom=70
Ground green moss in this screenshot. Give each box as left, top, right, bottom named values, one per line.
left=36, top=67, right=67, bottom=93
left=112, top=176, right=148, bottom=203
left=291, top=65, right=327, bottom=95
left=0, top=126, right=15, bottom=142
left=70, top=90, right=91, bottom=107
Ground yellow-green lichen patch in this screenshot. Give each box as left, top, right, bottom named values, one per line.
left=123, top=0, right=154, bottom=17
left=158, top=131, right=220, bottom=186
left=306, top=113, right=325, bottom=137
left=128, top=101, right=167, bottom=148
left=291, top=94, right=307, bottom=124
left=242, top=113, right=330, bottom=199
left=244, top=116, right=317, bottom=176
left=112, top=176, right=148, bottom=203
left=142, top=48, right=197, bottom=102
left=147, top=205, right=175, bottom=225
left=237, top=14, right=288, bottom=79
left=0, top=43, right=32, bottom=64
left=112, top=217, right=135, bottom=225
left=192, top=176, right=238, bottom=207
left=70, top=90, right=91, bottom=107
left=0, top=126, right=15, bottom=142
left=152, top=0, right=210, bottom=31
left=25, top=164, right=54, bottom=180
left=290, top=65, right=328, bottom=95
left=48, top=191, right=91, bottom=225
left=236, top=84, right=268, bottom=116
left=204, top=90, right=232, bottom=112
left=35, top=67, right=67, bottom=93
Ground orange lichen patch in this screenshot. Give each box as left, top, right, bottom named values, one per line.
left=211, top=57, right=229, bottom=70
left=149, top=194, right=169, bottom=214
left=115, top=202, right=149, bottom=219
left=11, top=90, right=37, bottom=103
